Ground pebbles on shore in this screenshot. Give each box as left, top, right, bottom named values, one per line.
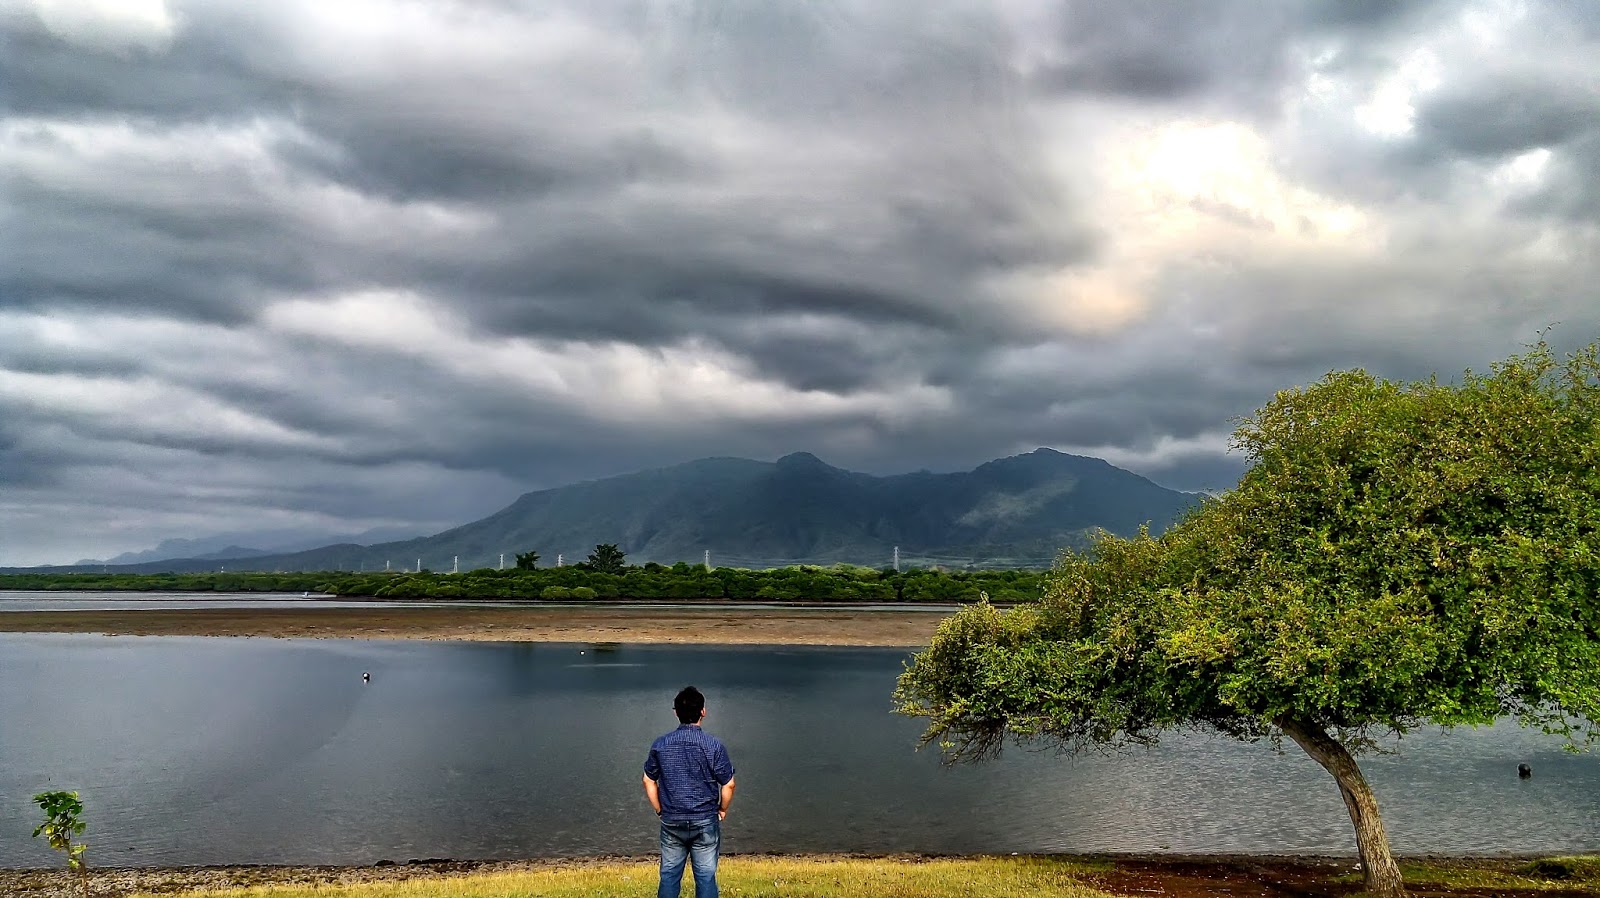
left=0, top=858, right=633, bottom=898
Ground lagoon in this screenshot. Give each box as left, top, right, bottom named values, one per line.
left=1, top=634, right=1596, bottom=867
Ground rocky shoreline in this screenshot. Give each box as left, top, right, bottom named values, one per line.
left=3, top=857, right=622, bottom=898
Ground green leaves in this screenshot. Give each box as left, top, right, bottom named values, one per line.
left=896, top=337, right=1600, bottom=752
left=584, top=543, right=628, bottom=575
left=32, top=790, right=88, bottom=876
left=1163, top=338, right=1600, bottom=737
left=894, top=338, right=1600, bottom=898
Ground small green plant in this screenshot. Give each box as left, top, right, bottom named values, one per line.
left=32, top=790, right=89, bottom=897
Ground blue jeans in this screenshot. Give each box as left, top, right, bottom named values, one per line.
left=658, top=816, right=720, bottom=898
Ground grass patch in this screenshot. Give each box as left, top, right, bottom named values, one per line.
left=1333, top=857, right=1600, bottom=891
left=1516, top=856, right=1600, bottom=884
left=128, top=857, right=1112, bottom=898
left=1396, top=863, right=1551, bottom=890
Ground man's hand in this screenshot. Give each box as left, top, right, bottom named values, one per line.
left=642, top=774, right=662, bottom=816
left=718, top=809, right=727, bottom=821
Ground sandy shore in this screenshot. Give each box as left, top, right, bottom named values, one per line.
left=0, top=604, right=948, bottom=646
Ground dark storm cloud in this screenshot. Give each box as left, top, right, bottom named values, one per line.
left=3, top=0, right=1599, bottom=563
left=1301, top=0, right=1429, bottom=29
left=1502, top=132, right=1600, bottom=223
left=0, top=423, right=46, bottom=487
left=291, top=122, right=705, bottom=204
left=451, top=254, right=966, bottom=342
left=1416, top=78, right=1600, bottom=159
left=723, top=319, right=948, bottom=394
left=1033, top=0, right=1298, bottom=105
left=1029, top=0, right=1444, bottom=113
left=4, top=0, right=1083, bottom=345
left=7, top=123, right=364, bottom=322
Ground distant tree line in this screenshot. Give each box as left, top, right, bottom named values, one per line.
left=0, top=546, right=1047, bottom=603
left=336, top=562, right=1042, bottom=602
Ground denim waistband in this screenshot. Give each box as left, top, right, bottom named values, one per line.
left=660, top=814, right=719, bottom=826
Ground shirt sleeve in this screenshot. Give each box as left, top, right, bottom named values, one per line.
left=643, top=747, right=660, bottom=780
left=711, top=742, right=734, bottom=786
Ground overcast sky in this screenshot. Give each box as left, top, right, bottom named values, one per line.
left=3, top=0, right=1598, bottom=564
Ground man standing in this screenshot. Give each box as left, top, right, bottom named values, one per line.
left=643, top=686, right=736, bottom=898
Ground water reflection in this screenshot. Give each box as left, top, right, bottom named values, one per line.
left=0, top=635, right=1596, bottom=868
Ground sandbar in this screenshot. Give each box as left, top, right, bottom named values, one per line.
left=0, top=604, right=948, bottom=646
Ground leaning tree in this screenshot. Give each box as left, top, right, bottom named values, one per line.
left=895, top=341, right=1600, bottom=897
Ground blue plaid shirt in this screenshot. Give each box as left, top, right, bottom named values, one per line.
left=644, top=724, right=735, bottom=823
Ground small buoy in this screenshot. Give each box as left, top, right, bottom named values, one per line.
left=362, top=672, right=370, bottom=683
left=1518, top=763, right=1531, bottom=779
left=579, top=650, right=585, bottom=655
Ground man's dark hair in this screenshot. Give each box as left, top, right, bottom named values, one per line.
left=674, top=686, right=705, bottom=724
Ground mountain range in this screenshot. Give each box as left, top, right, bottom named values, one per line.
left=76, top=526, right=430, bottom=566
left=24, top=449, right=1202, bottom=573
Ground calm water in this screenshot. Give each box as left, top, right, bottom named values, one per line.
left=1, top=634, right=1596, bottom=868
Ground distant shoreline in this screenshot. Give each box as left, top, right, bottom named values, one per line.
left=0, top=566, right=1054, bottom=604
left=0, top=603, right=950, bottom=645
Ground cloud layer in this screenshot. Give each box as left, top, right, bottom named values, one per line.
left=4, top=0, right=1598, bottom=564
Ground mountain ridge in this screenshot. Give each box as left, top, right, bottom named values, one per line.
left=21, top=449, right=1203, bottom=574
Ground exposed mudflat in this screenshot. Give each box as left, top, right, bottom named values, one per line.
left=0, top=604, right=947, bottom=646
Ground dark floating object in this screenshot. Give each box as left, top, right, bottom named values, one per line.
left=362, top=672, right=370, bottom=683
left=1518, top=763, right=1532, bottom=779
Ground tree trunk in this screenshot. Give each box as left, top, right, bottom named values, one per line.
left=1276, top=716, right=1405, bottom=898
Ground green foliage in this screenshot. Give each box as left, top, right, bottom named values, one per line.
left=0, top=564, right=1050, bottom=604
left=32, top=790, right=88, bottom=892
left=895, top=341, right=1600, bottom=892
left=540, top=586, right=571, bottom=600
left=1333, top=858, right=1600, bottom=890
left=585, top=543, right=628, bottom=575
left=569, top=586, right=597, bottom=600
left=899, top=340, right=1600, bottom=752
left=1168, top=341, right=1600, bottom=740
left=513, top=550, right=539, bottom=570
